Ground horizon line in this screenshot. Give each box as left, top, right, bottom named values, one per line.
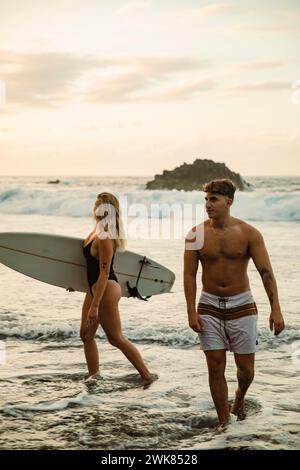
left=0, top=174, right=300, bottom=178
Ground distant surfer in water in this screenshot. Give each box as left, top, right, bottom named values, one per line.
left=81, top=192, right=153, bottom=384
left=184, top=179, right=285, bottom=424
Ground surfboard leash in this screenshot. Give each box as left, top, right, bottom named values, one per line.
left=126, top=256, right=151, bottom=301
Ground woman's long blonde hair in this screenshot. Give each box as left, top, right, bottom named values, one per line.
left=93, top=192, right=125, bottom=252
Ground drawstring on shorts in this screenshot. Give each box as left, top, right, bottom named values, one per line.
left=218, top=297, right=230, bottom=344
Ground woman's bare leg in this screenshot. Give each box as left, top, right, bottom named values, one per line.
left=80, top=291, right=101, bottom=377
left=99, top=281, right=152, bottom=381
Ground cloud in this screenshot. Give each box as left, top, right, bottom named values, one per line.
left=86, top=74, right=215, bottom=104
left=117, top=1, right=152, bottom=16
left=130, top=57, right=209, bottom=74
left=240, top=61, right=284, bottom=70
left=87, top=72, right=147, bottom=103
left=183, top=2, right=238, bottom=19
left=233, top=13, right=300, bottom=34
left=226, top=80, right=291, bottom=92
left=0, top=49, right=113, bottom=107
left=152, top=79, right=216, bottom=101
left=86, top=61, right=213, bottom=103
left=239, top=24, right=300, bottom=33
left=0, top=49, right=210, bottom=107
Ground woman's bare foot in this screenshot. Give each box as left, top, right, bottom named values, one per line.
left=141, top=373, right=159, bottom=388
left=231, top=389, right=246, bottom=419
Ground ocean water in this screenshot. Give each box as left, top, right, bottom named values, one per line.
left=0, top=176, right=299, bottom=450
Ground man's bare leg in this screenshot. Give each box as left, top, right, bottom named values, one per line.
left=205, top=349, right=229, bottom=424
left=231, top=353, right=255, bottom=417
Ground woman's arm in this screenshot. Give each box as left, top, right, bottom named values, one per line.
left=86, top=237, right=114, bottom=326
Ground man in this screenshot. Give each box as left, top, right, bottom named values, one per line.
left=184, top=179, right=285, bottom=425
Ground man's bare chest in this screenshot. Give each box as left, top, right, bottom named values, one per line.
left=199, top=232, right=249, bottom=261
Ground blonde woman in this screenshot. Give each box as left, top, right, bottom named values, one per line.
left=81, top=192, right=152, bottom=383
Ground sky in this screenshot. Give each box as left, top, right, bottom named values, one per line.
left=0, top=0, right=299, bottom=177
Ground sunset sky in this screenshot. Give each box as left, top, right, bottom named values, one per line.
left=0, top=0, right=299, bottom=176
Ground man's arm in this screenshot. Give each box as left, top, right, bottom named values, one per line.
left=248, top=227, right=285, bottom=335
left=184, top=229, right=203, bottom=333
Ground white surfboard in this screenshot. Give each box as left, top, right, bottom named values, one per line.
left=0, top=232, right=175, bottom=299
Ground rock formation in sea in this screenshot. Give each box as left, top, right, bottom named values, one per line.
left=146, top=158, right=250, bottom=191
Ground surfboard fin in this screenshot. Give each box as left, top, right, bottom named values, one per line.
left=126, top=282, right=151, bottom=301
left=141, top=259, right=159, bottom=269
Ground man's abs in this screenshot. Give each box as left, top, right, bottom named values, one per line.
left=200, top=257, right=250, bottom=296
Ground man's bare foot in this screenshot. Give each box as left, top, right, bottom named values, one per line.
left=213, top=415, right=234, bottom=433
left=84, top=372, right=102, bottom=384
left=231, top=389, right=246, bottom=419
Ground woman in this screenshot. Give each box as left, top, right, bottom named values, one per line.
left=81, top=192, right=153, bottom=383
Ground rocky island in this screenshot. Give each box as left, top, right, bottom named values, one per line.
left=146, top=158, right=250, bottom=191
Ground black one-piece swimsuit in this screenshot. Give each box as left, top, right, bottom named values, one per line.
left=83, top=240, right=118, bottom=296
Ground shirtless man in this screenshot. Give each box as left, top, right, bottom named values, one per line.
left=184, top=179, right=285, bottom=425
